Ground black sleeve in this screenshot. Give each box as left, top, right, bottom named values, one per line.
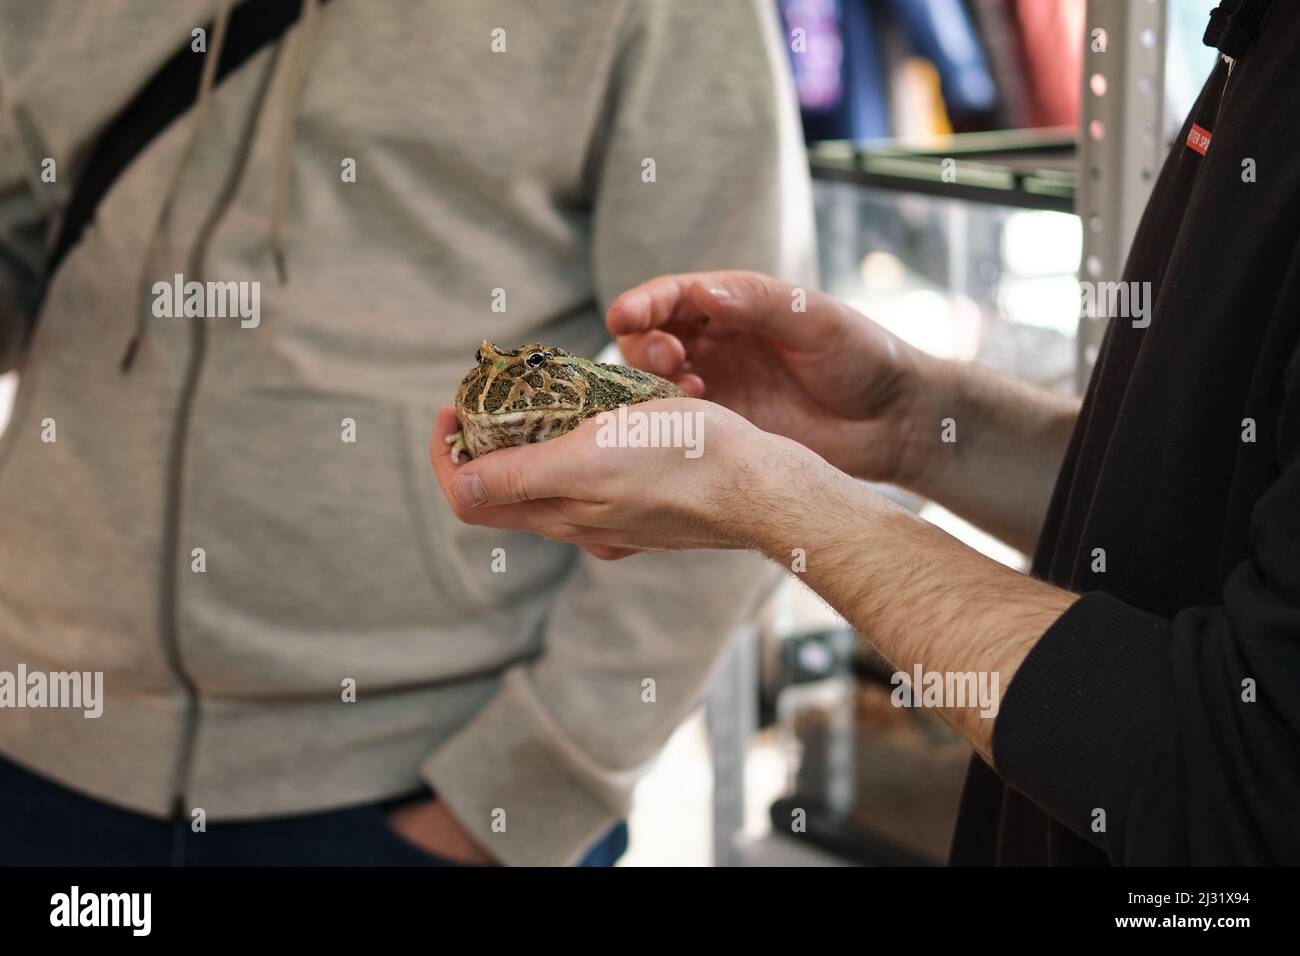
left=993, top=348, right=1300, bottom=865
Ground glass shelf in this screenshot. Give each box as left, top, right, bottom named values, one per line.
left=810, top=127, right=1077, bottom=213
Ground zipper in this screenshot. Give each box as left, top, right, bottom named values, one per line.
left=1212, top=54, right=1236, bottom=132
left=155, top=45, right=283, bottom=823
left=157, top=260, right=210, bottom=817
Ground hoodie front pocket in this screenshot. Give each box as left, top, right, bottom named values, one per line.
left=399, top=405, right=577, bottom=624
left=178, top=396, right=520, bottom=693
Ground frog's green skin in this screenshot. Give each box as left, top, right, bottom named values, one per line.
left=446, top=340, right=685, bottom=462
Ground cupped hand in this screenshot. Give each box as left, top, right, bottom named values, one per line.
left=430, top=400, right=818, bottom=559
left=607, top=271, right=928, bottom=483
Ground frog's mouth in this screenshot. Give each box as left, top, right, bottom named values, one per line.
left=466, top=405, right=583, bottom=423
left=473, top=403, right=579, bottom=418
left=460, top=405, right=590, bottom=457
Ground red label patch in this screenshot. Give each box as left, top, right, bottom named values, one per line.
left=1187, top=123, right=1212, bottom=156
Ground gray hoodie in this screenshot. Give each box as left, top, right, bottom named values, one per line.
left=0, top=0, right=814, bottom=864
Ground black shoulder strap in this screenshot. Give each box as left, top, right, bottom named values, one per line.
left=36, top=0, right=327, bottom=319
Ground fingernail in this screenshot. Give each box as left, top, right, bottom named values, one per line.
left=454, top=473, right=488, bottom=507
left=647, top=343, right=670, bottom=372
left=705, top=285, right=733, bottom=303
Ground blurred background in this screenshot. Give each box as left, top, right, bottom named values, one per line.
left=0, top=0, right=1222, bottom=866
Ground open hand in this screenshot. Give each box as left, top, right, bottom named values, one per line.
left=607, top=271, right=931, bottom=483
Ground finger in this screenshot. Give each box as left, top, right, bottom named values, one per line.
left=611, top=331, right=705, bottom=395
left=450, top=428, right=599, bottom=508
left=684, top=274, right=850, bottom=352
left=430, top=406, right=569, bottom=518
left=433, top=404, right=579, bottom=508
left=430, top=404, right=460, bottom=470
left=579, top=543, right=641, bottom=561
left=434, top=461, right=588, bottom=540
left=609, top=271, right=852, bottom=354
left=669, top=372, right=705, bottom=397
left=432, top=404, right=458, bottom=436
left=450, top=494, right=582, bottom=540
left=614, top=329, right=687, bottom=377
left=607, top=273, right=714, bottom=335
left=431, top=413, right=630, bottom=548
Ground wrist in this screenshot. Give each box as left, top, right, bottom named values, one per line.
left=742, top=435, right=871, bottom=560
left=889, top=351, right=968, bottom=496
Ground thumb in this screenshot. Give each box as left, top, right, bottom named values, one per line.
left=450, top=433, right=585, bottom=508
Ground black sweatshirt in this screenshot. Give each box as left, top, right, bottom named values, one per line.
left=949, top=0, right=1300, bottom=865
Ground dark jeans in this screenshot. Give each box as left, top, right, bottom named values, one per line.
left=0, top=754, right=627, bottom=867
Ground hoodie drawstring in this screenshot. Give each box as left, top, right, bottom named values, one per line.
left=122, top=0, right=322, bottom=372
left=269, top=0, right=321, bottom=285
left=122, top=0, right=235, bottom=371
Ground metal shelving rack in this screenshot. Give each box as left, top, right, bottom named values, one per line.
left=705, top=0, right=1169, bottom=866
left=808, top=126, right=1076, bottom=212
left=1076, top=0, right=1168, bottom=388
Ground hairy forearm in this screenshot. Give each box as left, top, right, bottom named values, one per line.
left=746, top=452, right=1077, bottom=762
left=895, top=354, right=1081, bottom=556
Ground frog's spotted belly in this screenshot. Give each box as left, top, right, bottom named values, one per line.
left=448, top=340, right=684, bottom=462
left=459, top=408, right=590, bottom=458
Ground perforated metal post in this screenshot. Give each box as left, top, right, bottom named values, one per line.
left=706, top=626, right=758, bottom=867
left=1076, top=0, right=1168, bottom=388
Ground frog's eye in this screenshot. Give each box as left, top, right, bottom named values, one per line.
left=525, top=351, right=546, bottom=368
left=474, top=348, right=483, bottom=363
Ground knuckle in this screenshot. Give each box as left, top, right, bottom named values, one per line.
left=735, top=271, right=780, bottom=307
left=505, top=466, right=531, bottom=504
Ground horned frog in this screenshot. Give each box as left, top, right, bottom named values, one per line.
left=446, top=340, right=686, bottom=463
